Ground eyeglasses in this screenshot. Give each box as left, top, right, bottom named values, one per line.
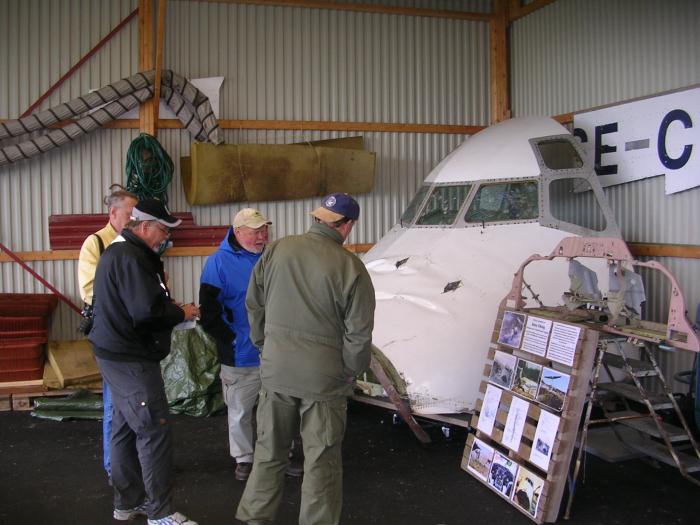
left=151, top=221, right=172, bottom=236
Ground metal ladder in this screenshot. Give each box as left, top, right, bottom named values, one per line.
left=566, top=338, right=700, bottom=518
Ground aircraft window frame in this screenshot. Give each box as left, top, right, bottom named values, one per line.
left=463, top=180, right=540, bottom=225
left=413, top=183, right=474, bottom=227
left=400, top=184, right=431, bottom=227
left=529, top=134, right=621, bottom=238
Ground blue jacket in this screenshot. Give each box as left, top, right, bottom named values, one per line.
left=199, top=228, right=261, bottom=367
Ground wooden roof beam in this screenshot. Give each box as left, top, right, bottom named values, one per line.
left=197, top=0, right=493, bottom=22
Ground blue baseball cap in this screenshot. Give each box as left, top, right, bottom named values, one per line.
left=311, top=193, right=360, bottom=222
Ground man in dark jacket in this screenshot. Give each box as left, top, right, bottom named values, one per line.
left=236, top=193, right=375, bottom=525
left=199, top=208, right=271, bottom=481
left=89, top=199, right=199, bottom=525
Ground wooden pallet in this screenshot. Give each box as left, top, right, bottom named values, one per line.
left=462, top=306, right=598, bottom=524
left=0, top=380, right=102, bottom=412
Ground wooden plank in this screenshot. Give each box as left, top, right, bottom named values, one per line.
left=46, top=340, right=101, bottom=388
left=93, top=118, right=484, bottom=135
left=139, top=0, right=155, bottom=136
left=0, top=243, right=372, bottom=262
left=628, top=242, right=700, bottom=259
left=202, top=0, right=493, bottom=22
left=151, top=0, right=167, bottom=136
left=0, top=379, right=44, bottom=389
left=369, top=356, right=432, bottom=444
left=490, top=0, right=510, bottom=124
left=5, top=242, right=696, bottom=265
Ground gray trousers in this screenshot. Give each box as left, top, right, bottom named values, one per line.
left=96, top=357, right=173, bottom=520
left=236, top=388, right=347, bottom=525
left=220, top=364, right=261, bottom=463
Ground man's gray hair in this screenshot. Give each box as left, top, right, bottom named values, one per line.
left=104, top=183, right=137, bottom=210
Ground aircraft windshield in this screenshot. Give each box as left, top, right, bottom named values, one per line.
left=464, top=181, right=539, bottom=223
left=537, top=139, right=583, bottom=170
left=548, top=177, right=607, bottom=231
left=400, top=185, right=431, bottom=226
left=415, top=185, right=472, bottom=225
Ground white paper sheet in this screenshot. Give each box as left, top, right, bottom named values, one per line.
left=546, top=322, right=581, bottom=366
left=477, top=384, right=503, bottom=436
left=502, top=396, right=529, bottom=451
left=529, top=409, right=560, bottom=471
left=520, top=316, right=552, bottom=357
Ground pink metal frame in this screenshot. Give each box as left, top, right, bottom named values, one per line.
left=501, top=237, right=700, bottom=353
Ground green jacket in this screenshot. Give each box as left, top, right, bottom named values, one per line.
left=246, top=222, right=376, bottom=400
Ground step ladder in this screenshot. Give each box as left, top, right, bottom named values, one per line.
left=565, top=337, right=700, bottom=518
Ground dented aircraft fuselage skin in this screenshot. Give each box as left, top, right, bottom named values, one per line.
left=363, top=117, right=621, bottom=414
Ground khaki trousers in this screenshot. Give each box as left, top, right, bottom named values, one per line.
left=236, top=388, right=347, bottom=525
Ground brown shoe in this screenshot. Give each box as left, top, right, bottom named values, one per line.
left=235, top=462, right=252, bottom=481
left=286, top=461, right=304, bottom=477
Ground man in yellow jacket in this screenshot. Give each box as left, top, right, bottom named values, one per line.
left=78, top=184, right=137, bottom=482
left=236, top=193, right=375, bottom=525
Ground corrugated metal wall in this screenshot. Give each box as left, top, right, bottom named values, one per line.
left=510, top=0, right=700, bottom=389
left=0, top=0, right=489, bottom=339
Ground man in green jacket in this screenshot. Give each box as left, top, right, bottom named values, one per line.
left=236, top=193, right=375, bottom=525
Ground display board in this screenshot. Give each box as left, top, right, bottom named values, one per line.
left=462, top=306, right=599, bottom=523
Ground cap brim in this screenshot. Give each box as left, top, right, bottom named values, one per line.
left=311, top=207, right=344, bottom=222
left=237, top=218, right=272, bottom=229
left=131, top=209, right=182, bottom=228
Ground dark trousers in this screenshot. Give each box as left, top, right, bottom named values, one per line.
left=96, top=357, right=173, bottom=519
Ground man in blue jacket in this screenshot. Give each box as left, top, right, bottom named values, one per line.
left=199, top=208, right=271, bottom=481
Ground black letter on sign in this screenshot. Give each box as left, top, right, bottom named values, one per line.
left=595, top=123, right=618, bottom=176
left=573, top=127, right=588, bottom=143
left=658, top=109, right=693, bottom=170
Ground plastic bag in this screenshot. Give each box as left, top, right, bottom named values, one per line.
left=161, top=324, right=224, bottom=417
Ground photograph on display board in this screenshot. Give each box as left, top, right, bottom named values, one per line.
left=497, top=311, right=526, bottom=349
left=512, top=358, right=543, bottom=400
left=489, top=350, right=518, bottom=389
left=512, top=465, right=544, bottom=518
left=536, top=367, right=571, bottom=412
left=529, top=410, right=560, bottom=471
left=487, top=451, right=519, bottom=499
left=466, top=438, right=496, bottom=482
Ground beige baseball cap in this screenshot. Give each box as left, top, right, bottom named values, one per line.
left=233, top=208, right=272, bottom=229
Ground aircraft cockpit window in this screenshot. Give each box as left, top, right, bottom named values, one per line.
left=548, top=178, right=607, bottom=231
left=537, top=139, right=583, bottom=170
left=464, top=181, right=538, bottom=223
left=415, top=185, right=472, bottom=226
left=400, top=185, right=431, bottom=226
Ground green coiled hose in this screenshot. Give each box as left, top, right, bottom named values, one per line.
left=125, top=133, right=174, bottom=205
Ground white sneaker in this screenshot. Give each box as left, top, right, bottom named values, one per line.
left=147, top=511, right=198, bottom=525
left=114, top=502, right=148, bottom=520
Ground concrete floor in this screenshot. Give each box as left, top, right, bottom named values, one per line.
left=0, top=401, right=698, bottom=525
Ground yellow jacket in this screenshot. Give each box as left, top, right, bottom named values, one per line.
left=78, top=222, right=118, bottom=304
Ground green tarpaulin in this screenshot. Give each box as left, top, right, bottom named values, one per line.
left=161, top=324, right=225, bottom=417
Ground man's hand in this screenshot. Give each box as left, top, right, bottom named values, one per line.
left=181, top=303, right=200, bottom=321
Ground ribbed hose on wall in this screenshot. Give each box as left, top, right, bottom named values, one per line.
left=0, top=70, right=222, bottom=168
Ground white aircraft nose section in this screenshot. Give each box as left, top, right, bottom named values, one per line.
left=362, top=117, right=622, bottom=416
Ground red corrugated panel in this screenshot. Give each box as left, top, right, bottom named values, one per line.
left=0, top=337, right=46, bottom=382
left=171, top=226, right=229, bottom=247
left=0, top=294, right=58, bottom=317
left=49, top=213, right=196, bottom=250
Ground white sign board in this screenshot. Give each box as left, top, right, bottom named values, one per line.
left=574, top=85, right=700, bottom=194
